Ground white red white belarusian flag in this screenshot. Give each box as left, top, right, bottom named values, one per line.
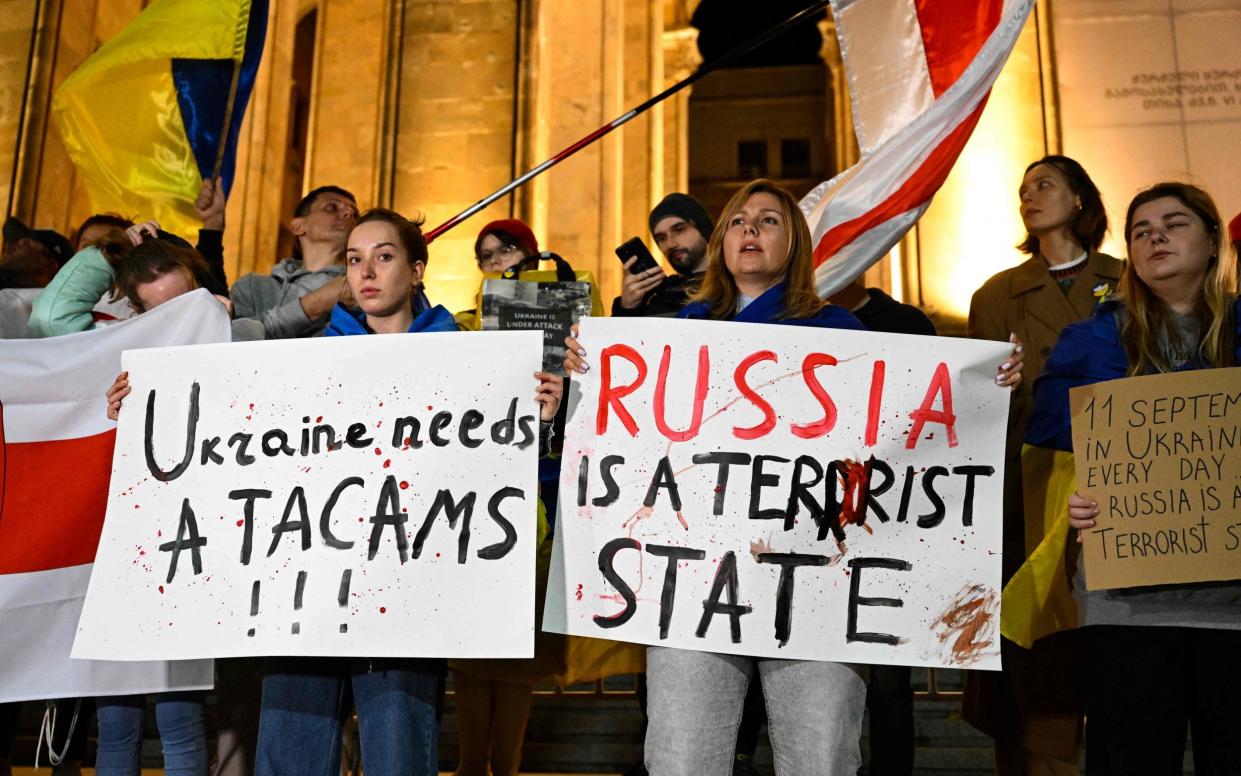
left=0, top=290, right=226, bottom=702
left=803, top=0, right=1035, bottom=296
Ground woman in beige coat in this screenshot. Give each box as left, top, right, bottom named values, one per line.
left=963, top=155, right=1122, bottom=776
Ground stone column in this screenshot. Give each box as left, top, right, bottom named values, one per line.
left=222, top=0, right=299, bottom=279
left=817, top=16, right=858, bottom=175
left=518, top=0, right=662, bottom=306
left=392, top=0, right=522, bottom=313
left=660, top=25, right=701, bottom=196
left=0, top=0, right=42, bottom=220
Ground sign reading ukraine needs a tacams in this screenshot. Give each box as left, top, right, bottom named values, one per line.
left=545, top=317, right=1011, bottom=670
left=73, top=331, right=543, bottom=660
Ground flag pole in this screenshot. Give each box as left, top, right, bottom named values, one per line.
left=424, top=0, right=831, bottom=243
left=210, top=58, right=244, bottom=182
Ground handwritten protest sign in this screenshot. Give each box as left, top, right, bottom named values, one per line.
left=73, top=331, right=542, bottom=660
left=1070, top=368, right=1241, bottom=590
left=545, top=318, right=1011, bottom=669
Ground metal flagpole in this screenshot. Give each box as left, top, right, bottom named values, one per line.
left=424, top=0, right=831, bottom=243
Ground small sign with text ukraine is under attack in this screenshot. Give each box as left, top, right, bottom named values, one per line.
left=545, top=318, right=1011, bottom=670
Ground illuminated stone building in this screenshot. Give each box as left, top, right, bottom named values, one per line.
left=2, top=0, right=1239, bottom=330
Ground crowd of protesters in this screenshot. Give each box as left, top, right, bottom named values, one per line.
left=1, top=153, right=1239, bottom=776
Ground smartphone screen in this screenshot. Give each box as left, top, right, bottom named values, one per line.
left=615, top=236, right=661, bottom=275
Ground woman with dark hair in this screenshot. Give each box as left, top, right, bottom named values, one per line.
left=32, top=220, right=229, bottom=338
left=256, top=209, right=453, bottom=776
left=566, top=179, right=1022, bottom=775
left=473, top=219, right=540, bottom=275
left=74, top=213, right=135, bottom=250
left=55, top=222, right=222, bottom=776
left=1029, top=182, right=1240, bottom=775
left=963, top=155, right=1122, bottom=775
left=252, top=208, right=564, bottom=776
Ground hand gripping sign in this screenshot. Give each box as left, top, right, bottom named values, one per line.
left=73, top=331, right=542, bottom=660
left=545, top=318, right=1011, bottom=669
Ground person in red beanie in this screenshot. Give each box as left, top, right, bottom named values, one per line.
left=473, top=218, right=540, bottom=274
left=453, top=216, right=565, bottom=776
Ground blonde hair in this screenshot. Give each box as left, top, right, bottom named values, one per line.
left=689, top=179, right=825, bottom=321
left=1119, top=182, right=1238, bottom=375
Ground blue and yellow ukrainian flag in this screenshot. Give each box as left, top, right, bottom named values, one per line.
left=52, top=0, right=267, bottom=239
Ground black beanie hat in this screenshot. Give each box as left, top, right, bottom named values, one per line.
left=3, top=217, right=74, bottom=267
left=648, top=193, right=713, bottom=242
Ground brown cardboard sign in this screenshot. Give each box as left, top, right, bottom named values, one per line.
left=1069, top=368, right=1241, bottom=590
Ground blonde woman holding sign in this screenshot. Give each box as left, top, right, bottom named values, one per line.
left=565, top=179, right=1023, bottom=776
left=1027, top=182, right=1241, bottom=774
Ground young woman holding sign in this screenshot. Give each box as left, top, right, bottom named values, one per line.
left=1027, top=182, right=1241, bottom=774
left=250, top=208, right=564, bottom=776
left=564, top=179, right=1023, bottom=775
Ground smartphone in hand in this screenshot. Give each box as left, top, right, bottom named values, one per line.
left=615, top=237, right=661, bottom=275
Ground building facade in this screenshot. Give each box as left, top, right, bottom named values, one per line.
left=4, top=0, right=1239, bottom=329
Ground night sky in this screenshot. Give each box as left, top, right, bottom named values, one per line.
left=691, top=0, right=827, bottom=69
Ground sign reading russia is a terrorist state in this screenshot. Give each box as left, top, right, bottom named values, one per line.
left=546, top=318, right=1011, bottom=670
left=73, top=332, right=543, bottom=661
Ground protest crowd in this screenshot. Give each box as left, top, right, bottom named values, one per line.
left=2, top=151, right=1240, bottom=776
left=3, top=4, right=1241, bottom=776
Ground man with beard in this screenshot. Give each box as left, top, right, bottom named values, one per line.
left=612, top=193, right=711, bottom=317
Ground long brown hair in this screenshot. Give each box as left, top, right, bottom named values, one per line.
left=340, top=208, right=428, bottom=307
left=100, top=235, right=209, bottom=313
left=1119, top=182, right=1237, bottom=375
left=689, top=179, right=825, bottom=320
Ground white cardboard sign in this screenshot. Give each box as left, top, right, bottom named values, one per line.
left=546, top=318, right=1010, bottom=669
left=73, top=331, right=542, bottom=660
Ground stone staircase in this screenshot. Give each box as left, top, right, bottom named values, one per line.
left=10, top=669, right=1199, bottom=774
left=437, top=670, right=1004, bottom=775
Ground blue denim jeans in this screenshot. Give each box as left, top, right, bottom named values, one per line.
left=254, top=657, right=443, bottom=776
left=95, top=692, right=208, bottom=776
left=644, top=646, right=867, bottom=776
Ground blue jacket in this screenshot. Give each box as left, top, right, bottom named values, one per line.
left=678, top=281, right=866, bottom=330
left=324, top=301, right=459, bottom=336
left=1027, top=297, right=1241, bottom=451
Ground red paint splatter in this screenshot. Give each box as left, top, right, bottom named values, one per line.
left=236, top=519, right=244, bottom=527
left=374, top=447, right=382, bottom=455
left=426, top=405, right=433, bottom=411
left=383, top=459, right=391, bottom=468
left=379, top=606, right=387, bottom=614
left=399, top=481, right=409, bottom=490
left=133, top=504, right=140, bottom=509
left=402, top=437, right=411, bottom=449
left=575, top=584, right=584, bottom=601
left=435, top=552, right=441, bottom=559
left=316, top=416, right=323, bottom=423
left=158, top=586, right=164, bottom=594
